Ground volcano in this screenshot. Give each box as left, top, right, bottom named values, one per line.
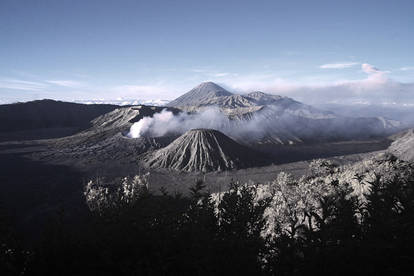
left=141, top=128, right=268, bottom=172
left=166, top=82, right=401, bottom=144
left=166, top=82, right=233, bottom=108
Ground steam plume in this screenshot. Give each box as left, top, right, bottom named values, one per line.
left=128, top=108, right=231, bottom=138
left=127, top=105, right=400, bottom=144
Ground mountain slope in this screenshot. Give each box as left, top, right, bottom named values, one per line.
left=388, top=129, right=414, bottom=161
left=142, top=128, right=268, bottom=172
left=49, top=105, right=180, bottom=149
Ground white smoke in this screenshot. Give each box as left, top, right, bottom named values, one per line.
left=127, top=103, right=400, bottom=143
left=128, top=108, right=231, bottom=138
left=128, top=109, right=175, bottom=138
left=127, top=106, right=282, bottom=140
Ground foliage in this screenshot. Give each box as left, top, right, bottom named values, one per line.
left=5, top=154, right=414, bottom=275
left=84, top=173, right=150, bottom=213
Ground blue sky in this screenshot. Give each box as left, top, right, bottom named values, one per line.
left=1, top=0, right=413, bottom=104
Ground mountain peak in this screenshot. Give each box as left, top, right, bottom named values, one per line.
left=190, top=81, right=231, bottom=95
left=196, top=81, right=223, bottom=89
left=167, top=82, right=233, bottom=107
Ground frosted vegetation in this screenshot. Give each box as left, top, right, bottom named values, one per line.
left=84, top=173, right=150, bottom=212
left=4, top=153, right=413, bottom=274
left=85, top=153, right=413, bottom=238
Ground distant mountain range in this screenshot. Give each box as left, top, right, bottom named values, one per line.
left=167, top=82, right=401, bottom=144
left=0, top=82, right=402, bottom=145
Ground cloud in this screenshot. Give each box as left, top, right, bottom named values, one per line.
left=223, top=75, right=299, bottom=93
left=400, top=66, right=414, bottom=71
left=2, top=63, right=413, bottom=107
left=0, top=78, right=48, bottom=91
left=216, top=64, right=414, bottom=106
left=46, top=80, right=83, bottom=88
left=361, top=63, right=378, bottom=74
left=320, top=62, right=359, bottom=69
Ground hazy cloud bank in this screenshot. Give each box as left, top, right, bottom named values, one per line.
left=1, top=63, right=413, bottom=107
left=222, top=64, right=414, bottom=106
left=127, top=107, right=290, bottom=141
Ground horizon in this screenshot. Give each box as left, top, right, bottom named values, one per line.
left=1, top=0, right=413, bottom=105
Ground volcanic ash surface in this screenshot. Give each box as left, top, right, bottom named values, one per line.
left=142, top=128, right=268, bottom=172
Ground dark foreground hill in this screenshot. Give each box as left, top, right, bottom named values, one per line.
left=142, top=128, right=268, bottom=172
left=0, top=99, right=120, bottom=140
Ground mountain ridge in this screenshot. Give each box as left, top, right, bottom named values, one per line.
left=165, top=82, right=401, bottom=145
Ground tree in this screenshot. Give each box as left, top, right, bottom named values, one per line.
left=216, top=181, right=271, bottom=275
